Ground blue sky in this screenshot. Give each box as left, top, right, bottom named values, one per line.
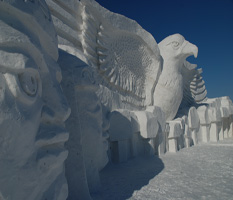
left=95, top=0, right=233, bottom=101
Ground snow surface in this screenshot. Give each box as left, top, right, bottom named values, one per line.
left=92, top=138, right=233, bottom=200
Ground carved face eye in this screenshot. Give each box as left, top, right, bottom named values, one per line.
left=172, top=41, right=180, bottom=49
left=18, top=71, right=38, bottom=97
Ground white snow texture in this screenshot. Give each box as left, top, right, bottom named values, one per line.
left=0, top=0, right=232, bottom=200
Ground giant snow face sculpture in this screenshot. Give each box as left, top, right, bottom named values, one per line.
left=0, top=1, right=70, bottom=200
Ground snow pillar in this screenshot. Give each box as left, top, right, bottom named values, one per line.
left=167, top=118, right=184, bottom=153
left=188, top=107, right=200, bottom=145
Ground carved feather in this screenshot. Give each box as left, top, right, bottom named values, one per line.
left=46, top=0, right=162, bottom=110
left=180, top=60, right=207, bottom=109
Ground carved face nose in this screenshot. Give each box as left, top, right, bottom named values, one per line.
left=41, top=76, right=71, bottom=124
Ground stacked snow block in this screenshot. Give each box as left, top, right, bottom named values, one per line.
left=188, top=107, right=200, bottom=145
left=166, top=118, right=185, bottom=153
left=108, top=106, right=166, bottom=163
left=197, top=106, right=210, bottom=143
left=108, top=110, right=135, bottom=163
left=220, top=97, right=233, bottom=138
left=182, top=116, right=192, bottom=147
left=208, top=106, right=222, bottom=142
left=183, top=97, right=233, bottom=146
left=162, top=97, right=233, bottom=154
left=206, top=97, right=233, bottom=141
left=108, top=96, right=233, bottom=160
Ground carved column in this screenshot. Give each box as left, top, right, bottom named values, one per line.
left=208, top=107, right=221, bottom=142
left=167, top=118, right=184, bottom=153
left=182, top=116, right=192, bottom=148
left=197, top=105, right=210, bottom=143
left=188, top=107, right=200, bottom=145
left=220, top=107, right=229, bottom=140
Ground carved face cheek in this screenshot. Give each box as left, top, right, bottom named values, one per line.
left=0, top=56, right=43, bottom=165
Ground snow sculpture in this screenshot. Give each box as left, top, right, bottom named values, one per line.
left=146, top=106, right=166, bottom=155
left=45, top=0, right=208, bottom=194
left=207, top=98, right=223, bottom=140
left=188, top=107, right=200, bottom=145
left=207, top=97, right=233, bottom=140
left=0, top=1, right=70, bottom=200
left=182, top=116, right=192, bottom=147
left=108, top=106, right=165, bottom=162
left=197, top=105, right=211, bottom=142
left=167, top=118, right=185, bottom=152
left=208, top=105, right=222, bottom=142
left=220, top=97, right=233, bottom=138
left=57, top=50, right=93, bottom=200
left=154, top=36, right=198, bottom=120
left=46, top=0, right=206, bottom=115
left=58, top=48, right=111, bottom=198
left=109, top=110, right=135, bottom=163
left=183, top=97, right=233, bottom=146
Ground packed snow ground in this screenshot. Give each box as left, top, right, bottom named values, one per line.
left=92, top=138, right=233, bottom=200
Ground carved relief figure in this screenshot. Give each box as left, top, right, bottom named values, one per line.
left=58, top=50, right=109, bottom=198
left=0, top=1, right=70, bottom=199
left=45, top=0, right=207, bottom=195
left=47, top=0, right=206, bottom=119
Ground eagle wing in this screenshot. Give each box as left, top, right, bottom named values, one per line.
left=180, top=60, right=207, bottom=109
left=46, top=0, right=162, bottom=109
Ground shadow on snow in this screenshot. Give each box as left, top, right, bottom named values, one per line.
left=92, top=156, right=164, bottom=200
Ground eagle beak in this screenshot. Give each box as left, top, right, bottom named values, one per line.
left=182, top=41, right=198, bottom=58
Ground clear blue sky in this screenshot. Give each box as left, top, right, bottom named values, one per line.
left=95, top=0, right=233, bottom=101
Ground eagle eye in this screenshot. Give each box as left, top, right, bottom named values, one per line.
left=171, top=41, right=180, bottom=49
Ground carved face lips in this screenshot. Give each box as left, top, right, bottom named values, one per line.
left=35, top=124, right=69, bottom=172
left=33, top=58, right=71, bottom=197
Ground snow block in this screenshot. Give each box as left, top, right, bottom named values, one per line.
left=167, top=118, right=184, bottom=153
left=188, top=107, right=200, bottom=145
left=133, top=111, right=159, bottom=139
left=197, top=106, right=210, bottom=143
left=109, top=110, right=133, bottom=142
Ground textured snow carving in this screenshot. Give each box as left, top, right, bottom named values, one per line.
left=47, top=0, right=207, bottom=121
left=0, top=1, right=70, bottom=200
left=46, top=0, right=162, bottom=109
left=179, top=97, right=233, bottom=146
left=154, top=34, right=199, bottom=120
left=182, top=61, right=207, bottom=104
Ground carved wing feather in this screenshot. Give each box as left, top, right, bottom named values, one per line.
left=46, top=0, right=162, bottom=109
left=180, top=61, right=207, bottom=109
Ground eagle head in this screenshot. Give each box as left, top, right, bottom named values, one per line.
left=158, top=34, right=198, bottom=67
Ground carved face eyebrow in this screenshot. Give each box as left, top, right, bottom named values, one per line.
left=0, top=49, right=40, bottom=71
left=0, top=64, right=37, bottom=75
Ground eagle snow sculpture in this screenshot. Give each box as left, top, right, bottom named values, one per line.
left=154, top=34, right=198, bottom=120
left=46, top=0, right=207, bottom=121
